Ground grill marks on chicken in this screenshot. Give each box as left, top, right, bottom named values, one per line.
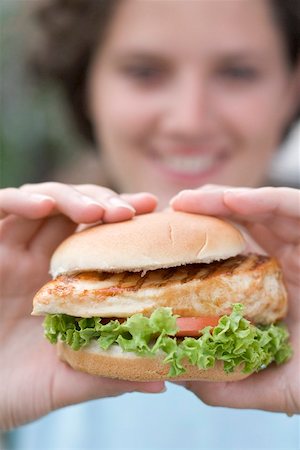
left=71, top=254, right=269, bottom=290
left=33, top=254, right=287, bottom=324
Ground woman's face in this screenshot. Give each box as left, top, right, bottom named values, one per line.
left=88, top=0, right=299, bottom=207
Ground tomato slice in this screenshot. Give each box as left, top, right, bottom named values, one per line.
left=176, top=316, right=220, bottom=337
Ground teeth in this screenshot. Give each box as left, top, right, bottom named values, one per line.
left=161, top=154, right=216, bottom=174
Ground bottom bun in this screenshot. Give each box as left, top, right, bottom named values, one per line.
left=57, top=341, right=250, bottom=382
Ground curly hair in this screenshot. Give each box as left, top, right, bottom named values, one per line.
left=30, top=0, right=300, bottom=145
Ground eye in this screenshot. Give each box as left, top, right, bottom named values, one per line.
left=127, top=66, right=160, bottom=78
left=220, top=66, right=259, bottom=81
left=121, top=64, right=166, bottom=85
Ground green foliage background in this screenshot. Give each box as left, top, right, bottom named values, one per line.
left=0, top=1, right=83, bottom=188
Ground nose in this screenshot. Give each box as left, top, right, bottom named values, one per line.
left=161, top=72, right=216, bottom=142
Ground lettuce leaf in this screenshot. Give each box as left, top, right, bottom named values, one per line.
left=43, top=304, right=292, bottom=377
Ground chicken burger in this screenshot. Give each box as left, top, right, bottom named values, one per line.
left=32, top=211, right=291, bottom=381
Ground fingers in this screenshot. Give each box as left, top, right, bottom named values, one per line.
left=53, top=361, right=166, bottom=411
left=29, top=215, right=78, bottom=257
left=0, top=185, right=105, bottom=224
left=0, top=186, right=100, bottom=248
left=170, top=186, right=300, bottom=244
left=21, top=183, right=155, bottom=223
left=224, top=187, right=300, bottom=220
left=0, top=183, right=158, bottom=251
left=1, top=184, right=157, bottom=224
left=66, top=184, right=137, bottom=222
left=0, top=188, right=56, bottom=219
left=0, top=184, right=155, bottom=249
left=0, top=215, right=45, bottom=246
left=20, top=183, right=109, bottom=223
left=182, top=362, right=297, bottom=414
left=171, top=186, right=300, bottom=220
left=121, top=192, right=158, bottom=214
left=72, top=185, right=157, bottom=217
left=170, top=186, right=247, bottom=216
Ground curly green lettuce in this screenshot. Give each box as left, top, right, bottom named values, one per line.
left=43, top=304, right=292, bottom=377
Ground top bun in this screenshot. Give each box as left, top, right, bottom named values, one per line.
left=50, top=211, right=245, bottom=277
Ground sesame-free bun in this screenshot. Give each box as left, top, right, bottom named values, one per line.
left=57, top=340, right=249, bottom=382
left=50, top=211, right=245, bottom=277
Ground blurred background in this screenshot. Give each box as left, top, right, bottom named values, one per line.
left=1, top=0, right=299, bottom=190
left=1, top=0, right=91, bottom=189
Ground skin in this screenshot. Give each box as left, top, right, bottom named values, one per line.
left=88, top=0, right=299, bottom=207
left=0, top=0, right=300, bottom=429
left=0, top=184, right=163, bottom=430
left=170, top=185, right=300, bottom=414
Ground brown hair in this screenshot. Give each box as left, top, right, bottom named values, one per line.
left=30, top=0, right=300, bottom=145
left=30, top=0, right=119, bottom=144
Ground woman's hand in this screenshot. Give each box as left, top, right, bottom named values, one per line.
left=0, top=182, right=164, bottom=430
left=170, top=185, right=300, bottom=414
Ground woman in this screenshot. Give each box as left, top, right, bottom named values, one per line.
left=1, top=0, right=300, bottom=448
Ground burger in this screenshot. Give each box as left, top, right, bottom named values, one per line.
left=32, top=211, right=291, bottom=382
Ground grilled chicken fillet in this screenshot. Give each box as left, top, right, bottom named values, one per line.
left=33, top=254, right=286, bottom=325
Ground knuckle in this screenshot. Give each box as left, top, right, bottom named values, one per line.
left=76, top=184, right=116, bottom=197
left=21, top=182, right=63, bottom=192
left=0, top=187, right=17, bottom=198
left=201, top=184, right=219, bottom=190
left=0, top=217, right=13, bottom=240
left=40, top=181, right=63, bottom=190
left=184, top=381, right=219, bottom=407
left=73, top=184, right=97, bottom=190
left=20, top=183, right=34, bottom=190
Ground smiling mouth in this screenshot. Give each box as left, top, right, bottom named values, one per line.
left=150, top=151, right=227, bottom=179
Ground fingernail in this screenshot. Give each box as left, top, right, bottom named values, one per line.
left=169, top=190, right=191, bottom=205
left=224, top=188, right=253, bottom=196
left=140, top=386, right=167, bottom=394
left=80, top=195, right=104, bottom=207
left=29, top=194, right=54, bottom=203
left=139, top=381, right=167, bottom=393
left=108, top=197, right=136, bottom=212
left=201, top=184, right=218, bottom=190
left=127, top=192, right=157, bottom=200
